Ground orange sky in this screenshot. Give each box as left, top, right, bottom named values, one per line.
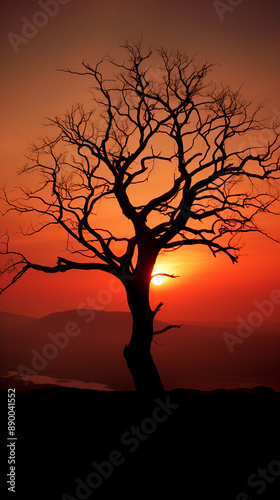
left=0, top=0, right=280, bottom=322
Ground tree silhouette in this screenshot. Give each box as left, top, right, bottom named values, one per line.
left=1, top=42, right=280, bottom=395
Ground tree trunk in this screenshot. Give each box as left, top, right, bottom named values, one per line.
left=124, top=276, right=164, bottom=396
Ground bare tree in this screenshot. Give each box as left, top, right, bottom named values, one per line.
left=1, top=42, right=280, bottom=395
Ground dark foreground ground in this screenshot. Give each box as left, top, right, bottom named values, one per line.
left=1, top=386, right=280, bottom=500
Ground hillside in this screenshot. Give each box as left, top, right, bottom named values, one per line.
left=0, top=309, right=279, bottom=392
left=1, top=386, right=280, bottom=499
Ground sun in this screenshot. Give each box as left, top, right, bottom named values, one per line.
left=151, top=274, right=164, bottom=286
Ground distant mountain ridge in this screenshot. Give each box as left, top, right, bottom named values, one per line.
left=0, top=310, right=36, bottom=325
left=0, top=309, right=279, bottom=392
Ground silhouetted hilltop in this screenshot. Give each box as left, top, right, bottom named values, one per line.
left=0, top=385, right=279, bottom=500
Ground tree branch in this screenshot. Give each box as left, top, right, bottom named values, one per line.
left=153, top=324, right=182, bottom=336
